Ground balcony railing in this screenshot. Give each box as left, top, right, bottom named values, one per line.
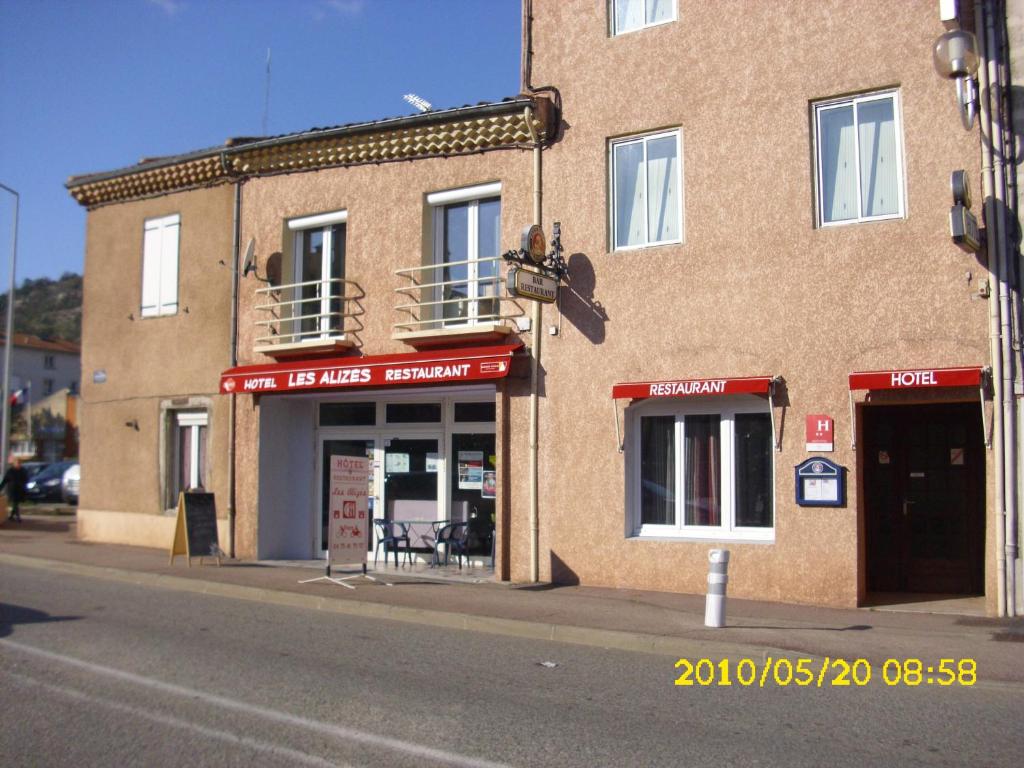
left=393, top=256, right=524, bottom=342
left=254, top=277, right=363, bottom=355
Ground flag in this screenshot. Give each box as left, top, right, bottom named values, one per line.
left=9, top=389, right=24, bottom=406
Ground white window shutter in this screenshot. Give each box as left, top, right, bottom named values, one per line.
left=159, top=218, right=180, bottom=315
left=141, top=223, right=162, bottom=317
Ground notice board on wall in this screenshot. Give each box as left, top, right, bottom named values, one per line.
left=169, top=492, right=222, bottom=566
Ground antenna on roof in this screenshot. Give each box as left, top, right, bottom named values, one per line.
left=261, top=48, right=272, bottom=135
left=403, top=93, right=432, bottom=113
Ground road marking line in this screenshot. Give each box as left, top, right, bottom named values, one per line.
left=1, top=639, right=510, bottom=768
left=6, top=669, right=346, bottom=768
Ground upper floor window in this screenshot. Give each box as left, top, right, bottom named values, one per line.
left=629, top=399, right=774, bottom=541
left=611, top=130, right=682, bottom=250
left=814, top=90, right=905, bottom=226
left=141, top=214, right=180, bottom=317
left=43, top=355, right=55, bottom=370
left=612, top=0, right=675, bottom=35
left=428, top=183, right=501, bottom=326
left=287, top=210, right=347, bottom=341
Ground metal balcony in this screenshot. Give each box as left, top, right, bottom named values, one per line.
left=393, top=256, right=524, bottom=346
left=254, top=277, right=363, bottom=357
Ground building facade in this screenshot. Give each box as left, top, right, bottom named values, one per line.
left=68, top=0, right=1023, bottom=615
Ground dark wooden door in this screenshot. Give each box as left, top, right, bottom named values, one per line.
left=864, top=403, right=984, bottom=594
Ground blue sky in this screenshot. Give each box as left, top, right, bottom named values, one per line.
left=0, top=0, right=521, bottom=285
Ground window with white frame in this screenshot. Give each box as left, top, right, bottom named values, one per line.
left=629, top=399, right=774, bottom=540
left=611, top=130, right=683, bottom=250
left=427, top=183, right=501, bottom=326
left=141, top=213, right=180, bottom=317
left=612, top=0, right=675, bottom=35
left=287, top=210, right=347, bottom=341
left=814, top=90, right=905, bottom=226
left=172, top=411, right=208, bottom=500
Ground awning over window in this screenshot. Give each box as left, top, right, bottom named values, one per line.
left=612, top=376, right=774, bottom=401
left=220, top=343, right=522, bottom=395
left=848, top=366, right=986, bottom=391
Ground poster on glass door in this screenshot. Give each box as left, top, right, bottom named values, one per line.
left=458, top=451, right=484, bottom=490
left=328, top=455, right=370, bottom=565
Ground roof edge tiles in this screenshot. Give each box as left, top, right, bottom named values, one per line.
left=67, top=97, right=551, bottom=208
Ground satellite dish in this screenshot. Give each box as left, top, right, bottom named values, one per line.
left=242, top=238, right=256, bottom=277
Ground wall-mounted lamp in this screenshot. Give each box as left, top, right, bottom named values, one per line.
left=124, top=419, right=139, bottom=431
left=933, top=28, right=980, bottom=130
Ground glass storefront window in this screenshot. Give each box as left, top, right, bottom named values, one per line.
left=320, top=402, right=376, bottom=426
left=386, top=403, right=442, bottom=423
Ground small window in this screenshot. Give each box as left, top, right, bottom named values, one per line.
left=43, top=355, right=55, bottom=370
left=630, top=402, right=773, bottom=540
left=386, top=403, right=442, bottom=423
left=814, top=90, right=905, bottom=226
left=454, top=402, right=496, bottom=422
left=612, top=0, right=675, bottom=35
left=320, top=402, right=376, bottom=427
left=611, top=130, right=683, bottom=250
left=141, top=214, right=180, bottom=317
left=42, top=379, right=54, bottom=396
left=172, top=411, right=208, bottom=500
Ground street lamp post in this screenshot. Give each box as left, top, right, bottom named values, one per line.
left=0, top=183, right=18, bottom=471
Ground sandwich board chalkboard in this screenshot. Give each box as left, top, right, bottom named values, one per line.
left=169, top=491, right=222, bottom=566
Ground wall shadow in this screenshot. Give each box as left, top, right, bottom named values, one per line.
left=550, top=550, right=580, bottom=586
left=559, top=253, right=608, bottom=345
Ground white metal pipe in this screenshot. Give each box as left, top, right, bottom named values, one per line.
left=978, top=0, right=1007, bottom=615
left=988, top=0, right=1019, bottom=615
left=527, top=105, right=542, bottom=584
left=0, top=183, right=19, bottom=472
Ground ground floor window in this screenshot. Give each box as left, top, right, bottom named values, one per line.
left=630, top=399, right=773, bottom=540
left=173, top=411, right=208, bottom=500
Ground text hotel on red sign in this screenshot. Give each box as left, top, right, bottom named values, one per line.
left=848, top=367, right=983, bottom=391
left=805, top=414, right=834, bottom=452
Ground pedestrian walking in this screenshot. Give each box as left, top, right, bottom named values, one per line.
left=0, top=456, right=29, bottom=523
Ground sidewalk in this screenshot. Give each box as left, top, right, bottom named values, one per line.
left=2, top=515, right=1022, bottom=685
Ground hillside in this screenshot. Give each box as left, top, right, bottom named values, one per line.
left=0, top=272, right=82, bottom=343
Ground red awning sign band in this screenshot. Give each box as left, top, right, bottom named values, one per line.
left=848, top=366, right=985, bottom=391
left=612, top=376, right=773, bottom=401
left=220, top=343, right=521, bottom=395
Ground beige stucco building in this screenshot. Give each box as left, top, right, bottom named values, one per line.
left=68, top=1, right=1024, bottom=616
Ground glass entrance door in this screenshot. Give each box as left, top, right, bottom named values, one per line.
left=320, top=438, right=375, bottom=555
left=383, top=437, right=441, bottom=552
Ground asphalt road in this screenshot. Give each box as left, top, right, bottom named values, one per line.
left=0, top=562, right=1020, bottom=767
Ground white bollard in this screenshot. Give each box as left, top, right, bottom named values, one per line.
left=704, top=549, right=730, bottom=628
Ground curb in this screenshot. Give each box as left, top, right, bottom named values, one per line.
left=0, top=552, right=774, bottom=661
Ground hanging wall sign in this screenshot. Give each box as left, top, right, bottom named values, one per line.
left=508, top=266, right=558, bottom=303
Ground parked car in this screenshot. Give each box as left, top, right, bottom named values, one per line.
left=25, top=460, right=77, bottom=503
left=62, top=464, right=80, bottom=505
left=22, top=461, right=48, bottom=480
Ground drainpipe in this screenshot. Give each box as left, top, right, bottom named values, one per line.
left=989, top=0, right=1019, bottom=616
left=228, top=180, right=241, bottom=559
left=978, top=0, right=1017, bottom=615
left=525, top=105, right=542, bottom=584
